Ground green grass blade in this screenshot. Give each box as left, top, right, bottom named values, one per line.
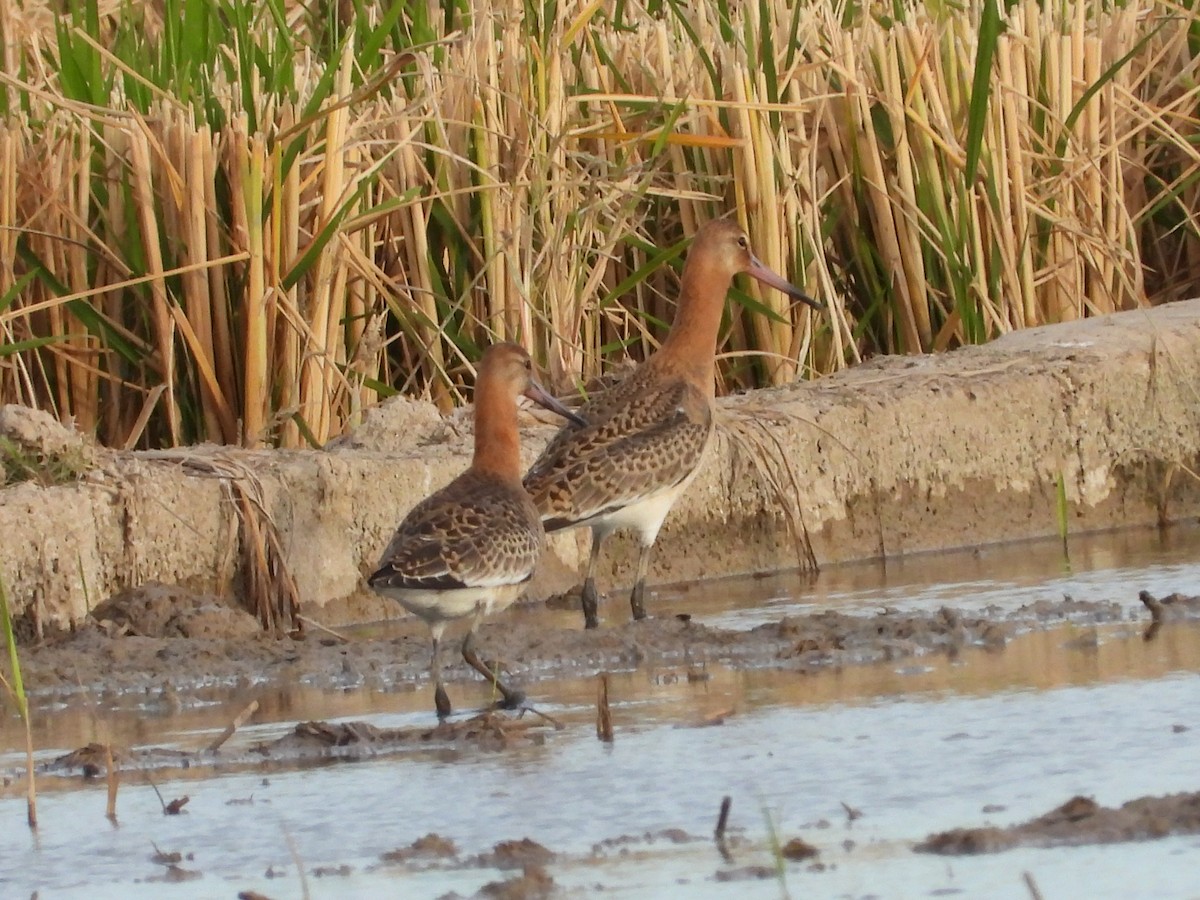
left=16, top=243, right=144, bottom=364
left=963, top=0, right=1002, bottom=184
left=0, top=573, right=27, bottom=720
left=0, top=336, right=64, bottom=357
left=0, top=271, right=38, bottom=314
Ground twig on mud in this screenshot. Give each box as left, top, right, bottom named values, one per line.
left=680, top=707, right=734, bottom=728
left=596, top=674, right=613, bottom=743
left=146, top=773, right=189, bottom=815
left=105, top=743, right=119, bottom=823
left=1023, top=871, right=1045, bottom=900
left=714, top=795, right=734, bottom=863
left=284, top=826, right=312, bottom=900
left=295, top=615, right=349, bottom=643
left=206, top=699, right=261, bottom=753
left=518, top=705, right=565, bottom=730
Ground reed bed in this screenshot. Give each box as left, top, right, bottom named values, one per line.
left=0, top=0, right=1197, bottom=448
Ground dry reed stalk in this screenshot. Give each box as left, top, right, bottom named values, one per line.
left=66, top=130, right=97, bottom=429
left=1, top=0, right=1197, bottom=448
left=879, top=29, right=932, bottom=349
left=596, top=673, right=613, bottom=743
left=276, top=105, right=303, bottom=446
left=182, top=123, right=231, bottom=441
left=206, top=699, right=260, bottom=753
left=391, top=109, right=449, bottom=410
left=300, top=34, right=354, bottom=444
left=104, top=742, right=118, bottom=822
left=130, top=116, right=180, bottom=444
left=845, top=33, right=917, bottom=349
left=241, top=133, right=268, bottom=447
left=0, top=130, right=19, bottom=401
left=202, top=124, right=238, bottom=431
left=23, top=713, right=35, bottom=828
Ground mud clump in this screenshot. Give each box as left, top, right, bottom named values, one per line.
left=475, top=838, right=556, bottom=870
left=476, top=864, right=556, bottom=899
left=381, top=833, right=459, bottom=863
left=0, top=404, right=99, bottom=484
left=714, top=865, right=776, bottom=881
left=1140, top=590, right=1200, bottom=641
left=93, top=582, right=261, bottom=640
left=916, top=791, right=1200, bottom=854
left=781, top=837, right=819, bottom=861
left=258, top=714, right=555, bottom=760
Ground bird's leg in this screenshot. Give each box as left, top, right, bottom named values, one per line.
left=461, top=629, right=526, bottom=710
left=431, top=631, right=451, bottom=720
left=629, top=541, right=653, bottom=621
left=580, top=529, right=604, bottom=630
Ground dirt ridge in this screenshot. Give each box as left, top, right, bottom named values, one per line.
left=3, top=301, right=1200, bottom=629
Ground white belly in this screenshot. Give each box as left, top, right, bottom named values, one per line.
left=375, top=582, right=525, bottom=630
left=589, top=466, right=701, bottom=546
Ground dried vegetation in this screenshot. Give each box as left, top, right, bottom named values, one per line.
left=0, top=0, right=1197, bottom=449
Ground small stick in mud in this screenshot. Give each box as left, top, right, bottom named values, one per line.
left=714, top=795, right=734, bottom=862
left=104, top=743, right=119, bottom=823
left=1139, top=590, right=1165, bottom=625
left=206, top=699, right=260, bottom=753
left=518, top=705, right=565, bottom=731
left=596, top=674, right=614, bottom=743
left=1023, top=871, right=1045, bottom=900
left=295, top=615, right=349, bottom=643
left=147, top=773, right=190, bottom=815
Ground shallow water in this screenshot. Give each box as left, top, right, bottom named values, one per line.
left=3, top=526, right=1200, bottom=898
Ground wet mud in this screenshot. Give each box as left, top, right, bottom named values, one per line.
left=917, top=791, right=1200, bottom=854
left=23, top=582, right=1195, bottom=702
left=16, top=588, right=1198, bottom=774
left=7, top=583, right=1200, bottom=897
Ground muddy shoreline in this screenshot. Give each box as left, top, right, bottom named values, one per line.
left=20, top=585, right=1195, bottom=702
left=6, top=584, right=1200, bottom=898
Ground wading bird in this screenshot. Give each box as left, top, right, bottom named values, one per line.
left=370, top=343, right=585, bottom=718
left=523, top=219, right=821, bottom=628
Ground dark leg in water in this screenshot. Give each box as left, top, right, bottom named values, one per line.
left=629, top=542, right=653, bottom=621
left=431, top=632, right=452, bottom=720
left=580, top=529, right=605, bottom=630
left=461, top=629, right=526, bottom=710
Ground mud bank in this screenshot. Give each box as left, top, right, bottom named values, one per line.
left=16, top=587, right=1197, bottom=702
left=3, top=301, right=1200, bottom=630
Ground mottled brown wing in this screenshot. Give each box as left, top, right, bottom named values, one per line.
left=369, top=471, right=543, bottom=592
left=523, top=378, right=712, bottom=530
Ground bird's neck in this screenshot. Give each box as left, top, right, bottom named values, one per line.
left=656, top=256, right=732, bottom=389
left=471, top=381, right=522, bottom=480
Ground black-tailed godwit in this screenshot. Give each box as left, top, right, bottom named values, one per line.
left=524, top=219, right=821, bottom=628
left=370, top=342, right=585, bottom=718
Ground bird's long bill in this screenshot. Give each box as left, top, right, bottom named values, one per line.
left=524, top=379, right=587, bottom=428
left=747, top=254, right=824, bottom=311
